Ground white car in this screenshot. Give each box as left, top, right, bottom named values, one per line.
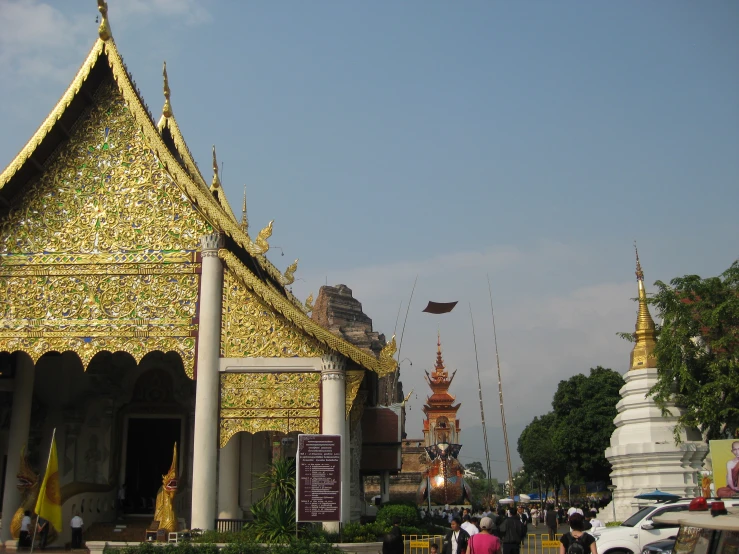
left=592, top=499, right=739, bottom=554
left=653, top=501, right=739, bottom=553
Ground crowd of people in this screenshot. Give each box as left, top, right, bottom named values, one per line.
left=386, top=503, right=605, bottom=554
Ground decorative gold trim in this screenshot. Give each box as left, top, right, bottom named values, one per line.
left=219, top=249, right=386, bottom=373
left=345, top=370, right=365, bottom=419
left=0, top=335, right=194, bottom=376
left=0, top=251, right=196, bottom=267
left=220, top=417, right=319, bottom=447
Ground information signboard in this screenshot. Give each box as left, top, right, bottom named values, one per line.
left=296, top=434, right=342, bottom=522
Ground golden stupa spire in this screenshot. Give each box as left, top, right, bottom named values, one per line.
left=97, top=0, right=112, bottom=41
left=210, top=145, right=220, bottom=190
left=630, top=242, right=657, bottom=370
left=241, top=185, right=249, bottom=234
left=162, top=62, right=172, bottom=118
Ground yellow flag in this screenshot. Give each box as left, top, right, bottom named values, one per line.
left=35, top=437, right=62, bottom=532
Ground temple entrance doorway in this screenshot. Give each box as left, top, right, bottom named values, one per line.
left=123, top=417, right=181, bottom=514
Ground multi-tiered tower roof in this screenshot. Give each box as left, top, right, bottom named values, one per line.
left=422, top=334, right=461, bottom=447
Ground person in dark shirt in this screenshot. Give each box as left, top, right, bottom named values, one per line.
left=545, top=507, right=559, bottom=540
left=559, top=514, right=596, bottom=554
left=498, top=508, right=524, bottom=554
left=382, top=517, right=404, bottom=554
left=442, top=517, right=470, bottom=554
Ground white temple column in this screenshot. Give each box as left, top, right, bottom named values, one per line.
left=380, top=471, right=391, bottom=504
left=0, top=353, right=35, bottom=545
left=342, top=417, right=351, bottom=522
left=191, top=233, right=224, bottom=530
left=239, top=433, right=254, bottom=514
left=218, top=434, right=241, bottom=519
left=321, top=354, right=346, bottom=531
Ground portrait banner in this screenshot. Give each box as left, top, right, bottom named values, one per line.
left=709, top=439, right=739, bottom=498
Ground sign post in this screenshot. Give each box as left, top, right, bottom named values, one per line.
left=296, top=434, right=342, bottom=523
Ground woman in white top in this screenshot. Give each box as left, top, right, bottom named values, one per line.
left=19, top=510, right=32, bottom=547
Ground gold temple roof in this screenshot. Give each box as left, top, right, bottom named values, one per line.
left=0, top=13, right=395, bottom=376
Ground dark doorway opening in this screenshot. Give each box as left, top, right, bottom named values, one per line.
left=124, top=418, right=180, bottom=514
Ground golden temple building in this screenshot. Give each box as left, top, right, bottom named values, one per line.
left=0, top=3, right=402, bottom=545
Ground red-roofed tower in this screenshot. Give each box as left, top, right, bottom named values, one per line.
left=422, top=333, right=461, bottom=447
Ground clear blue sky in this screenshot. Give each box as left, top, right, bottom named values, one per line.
left=1, top=1, right=737, bottom=480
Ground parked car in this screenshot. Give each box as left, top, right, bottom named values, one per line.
left=652, top=500, right=739, bottom=553
left=639, top=537, right=676, bottom=554
left=592, top=499, right=739, bottom=554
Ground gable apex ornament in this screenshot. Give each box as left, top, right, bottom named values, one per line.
left=162, top=61, right=172, bottom=118
left=240, top=185, right=249, bottom=235
left=97, top=0, right=112, bottom=41
left=210, top=145, right=220, bottom=190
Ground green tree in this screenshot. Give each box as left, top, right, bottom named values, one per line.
left=467, top=477, right=500, bottom=511
left=517, top=412, right=567, bottom=503
left=649, top=261, right=739, bottom=441
left=551, top=366, right=623, bottom=483
left=465, top=461, right=486, bottom=479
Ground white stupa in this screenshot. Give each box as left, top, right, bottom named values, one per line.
left=602, top=249, right=708, bottom=522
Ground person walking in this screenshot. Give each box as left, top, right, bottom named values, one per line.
left=467, top=517, right=501, bottom=554
left=546, top=506, right=559, bottom=540
left=442, top=517, right=470, bottom=554
left=382, top=517, right=404, bottom=554
left=559, top=514, right=596, bottom=554
left=516, top=506, right=530, bottom=545
left=71, top=512, right=84, bottom=549
left=498, top=508, right=524, bottom=554
left=462, top=515, right=479, bottom=537
left=19, top=510, right=32, bottom=548
left=37, top=517, right=49, bottom=550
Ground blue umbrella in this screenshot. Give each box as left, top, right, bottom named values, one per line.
left=634, top=489, right=681, bottom=501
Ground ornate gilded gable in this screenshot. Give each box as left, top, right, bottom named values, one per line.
left=221, top=268, right=328, bottom=358
left=0, top=78, right=210, bottom=376
left=0, top=79, right=211, bottom=256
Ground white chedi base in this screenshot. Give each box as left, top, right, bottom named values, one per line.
left=601, top=368, right=707, bottom=523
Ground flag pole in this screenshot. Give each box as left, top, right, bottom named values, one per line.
left=29, top=428, right=56, bottom=554
left=487, top=275, right=514, bottom=501
left=468, top=303, right=492, bottom=491
left=389, top=275, right=417, bottom=405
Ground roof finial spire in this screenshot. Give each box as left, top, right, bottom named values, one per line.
left=240, top=185, right=249, bottom=234
left=435, top=332, right=445, bottom=372
left=630, top=242, right=657, bottom=370
left=210, top=145, right=220, bottom=190
left=97, top=0, right=112, bottom=41
left=162, top=62, right=172, bottom=118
